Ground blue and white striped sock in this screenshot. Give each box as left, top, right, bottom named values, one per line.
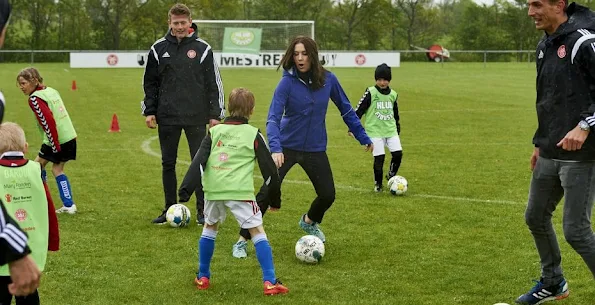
left=253, top=233, right=276, bottom=283
left=198, top=228, right=217, bottom=279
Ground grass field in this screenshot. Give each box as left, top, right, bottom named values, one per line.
left=0, top=62, right=593, bottom=305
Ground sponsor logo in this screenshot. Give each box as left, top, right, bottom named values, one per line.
left=14, top=209, right=27, bottom=222
left=5, top=194, right=11, bottom=203
left=107, top=54, right=118, bottom=66
left=538, top=50, right=544, bottom=59
left=230, top=30, right=255, bottom=46
left=557, top=45, right=566, bottom=58
left=163, top=52, right=170, bottom=58
left=355, top=54, right=366, bottom=65
left=187, top=50, right=197, bottom=59
left=218, top=153, right=229, bottom=162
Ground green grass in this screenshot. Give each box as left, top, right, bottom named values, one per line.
left=0, top=62, right=593, bottom=304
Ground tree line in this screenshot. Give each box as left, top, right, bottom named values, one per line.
left=5, top=0, right=595, bottom=62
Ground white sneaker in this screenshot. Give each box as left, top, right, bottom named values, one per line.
left=56, top=204, right=77, bottom=214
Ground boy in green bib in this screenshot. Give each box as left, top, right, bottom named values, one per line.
left=179, top=88, right=288, bottom=295
left=17, top=68, right=78, bottom=214
left=352, top=63, right=403, bottom=192
left=0, top=122, right=60, bottom=305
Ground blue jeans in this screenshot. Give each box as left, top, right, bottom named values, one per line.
left=525, top=157, right=595, bottom=284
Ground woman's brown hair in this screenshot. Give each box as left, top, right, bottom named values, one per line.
left=278, top=36, right=326, bottom=90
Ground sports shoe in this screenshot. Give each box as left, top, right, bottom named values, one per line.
left=56, top=204, right=77, bottom=214
left=196, top=214, right=205, bottom=225
left=232, top=240, right=248, bottom=258
left=515, top=278, right=569, bottom=305
left=152, top=211, right=167, bottom=224
left=386, top=172, right=396, bottom=181
left=374, top=183, right=382, bottom=192
left=298, top=214, right=326, bottom=243
left=195, top=276, right=210, bottom=290
left=263, top=280, right=288, bottom=295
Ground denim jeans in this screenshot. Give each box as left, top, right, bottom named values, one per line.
left=525, top=157, right=595, bottom=284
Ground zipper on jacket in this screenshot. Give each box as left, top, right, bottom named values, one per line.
left=297, top=77, right=315, bottom=151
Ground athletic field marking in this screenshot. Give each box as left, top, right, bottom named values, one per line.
left=141, top=136, right=523, bottom=205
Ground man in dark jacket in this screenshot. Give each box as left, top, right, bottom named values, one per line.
left=142, top=3, right=224, bottom=225
left=0, top=0, right=10, bottom=49
left=517, top=1, right=595, bottom=304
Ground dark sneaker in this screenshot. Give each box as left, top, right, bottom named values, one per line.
left=515, top=279, right=569, bottom=305
left=386, top=172, right=396, bottom=181
left=374, top=183, right=382, bottom=192
left=152, top=212, right=167, bottom=225
left=196, top=214, right=205, bottom=225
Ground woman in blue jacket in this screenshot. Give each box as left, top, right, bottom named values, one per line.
left=232, top=36, right=372, bottom=258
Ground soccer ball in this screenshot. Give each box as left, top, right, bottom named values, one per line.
left=166, top=204, right=191, bottom=228
left=387, top=175, right=408, bottom=196
left=295, top=235, right=325, bottom=264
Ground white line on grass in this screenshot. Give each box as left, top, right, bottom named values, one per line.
left=400, top=108, right=531, bottom=113
left=141, top=136, right=523, bottom=205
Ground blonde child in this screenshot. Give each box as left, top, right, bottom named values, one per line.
left=178, top=88, right=288, bottom=295
left=0, top=122, right=59, bottom=304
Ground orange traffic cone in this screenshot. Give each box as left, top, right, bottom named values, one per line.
left=108, top=114, right=121, bottom=132
left=71, top=80, right=77, bottom=91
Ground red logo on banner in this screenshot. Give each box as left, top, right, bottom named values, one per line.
left=107, top=54, right=119, bottom=66
left=557, top=45, right=566, bottom=58
left=355, top=54, right=366, bottom=65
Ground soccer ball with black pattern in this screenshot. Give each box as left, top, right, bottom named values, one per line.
left=166, top=204, right=191, bottom=228
left=295, top=235, right=325, bottom=264
left=387, top=175, right=408, bottom=196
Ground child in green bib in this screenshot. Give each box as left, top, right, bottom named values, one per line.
left=0, top=122, right=60, bottom=305
left=179, top=88, right=288, bottom=295
left=17, top=68, right=78, bottom=214
left=352, top=63, right=404, bottom=192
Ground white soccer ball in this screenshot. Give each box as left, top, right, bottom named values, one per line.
left=388, top=175, right=408, bottom=196
left=295, top=235, right=325, bottom=264
left=166, top=204, right=191, bottom=228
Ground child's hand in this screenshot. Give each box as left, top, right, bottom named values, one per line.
left=347, top=131, right=354, bottom=138
left=269, top=207, right=279, bottom=212
left=364, top=143, right=374, bottom=152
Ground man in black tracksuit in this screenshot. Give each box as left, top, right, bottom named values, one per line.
left=0, top=0, right=11, bottom=48
left=517, top=1, right=595, bottom=304
left=142, top=3, right=224, bottom=225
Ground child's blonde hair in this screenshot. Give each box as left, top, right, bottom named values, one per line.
left=0, top=122, right=27, bottom=154
left=228, top=88, right=255, bottom=119
left=16, top=67, right=44, bottom=86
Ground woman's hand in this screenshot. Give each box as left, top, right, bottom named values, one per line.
left=272, top=152, right=284, bottom=168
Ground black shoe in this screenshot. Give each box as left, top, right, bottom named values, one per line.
left=386, top=172, right=396, bottom=181
left=152, top=212, right=167, bottom=224
left=196, top=215, right=205, bottom=225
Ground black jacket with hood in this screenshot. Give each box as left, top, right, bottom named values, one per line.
left=533, top=3, right=595, bottom=161
left=142, top=23, right=225, bottom=126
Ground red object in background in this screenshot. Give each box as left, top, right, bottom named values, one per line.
left=108, top=113, right=121, bottom=132
left=426, top=44, right=450, bottom=62
left=71, top=80, right=77, bottom=91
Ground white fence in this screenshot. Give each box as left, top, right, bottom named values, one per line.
left=0, top=50, right=535, bottom=67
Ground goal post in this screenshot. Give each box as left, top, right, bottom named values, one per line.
left=192, top=20, right=315, bottom=51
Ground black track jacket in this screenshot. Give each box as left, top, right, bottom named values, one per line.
left=534, top=3, right=595, bottom=161
left=142, top=23, right=224, bottom=126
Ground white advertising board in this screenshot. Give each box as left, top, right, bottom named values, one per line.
left=70, top=51, right=400, bottom=68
